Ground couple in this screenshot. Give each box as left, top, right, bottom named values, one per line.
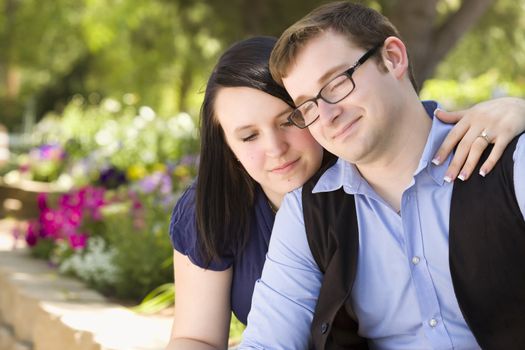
left=168, top=2, right=525, bottom=349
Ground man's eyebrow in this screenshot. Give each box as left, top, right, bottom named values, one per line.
left=294, top=63, right=349, bottom=105
left=318, top=63, right=348, bottom=85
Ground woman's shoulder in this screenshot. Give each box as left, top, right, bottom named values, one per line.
left=169, top=182, right=197, bottom=240
left=169, top=183, right=199, bottom=257
left=169, top=181, right=233, bottom=270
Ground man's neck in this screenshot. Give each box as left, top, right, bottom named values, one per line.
left=356, top=100, right=432, bottom=213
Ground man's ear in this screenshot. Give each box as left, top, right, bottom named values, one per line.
left=381, top=36, right=409, bottom=80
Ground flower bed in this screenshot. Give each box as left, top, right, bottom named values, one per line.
left=3, top=96, right=199, bottom=306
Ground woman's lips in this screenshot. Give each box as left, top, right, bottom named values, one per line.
left=271, top=158, right=300, bottom=174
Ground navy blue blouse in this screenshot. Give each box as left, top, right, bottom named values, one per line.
left=169, top=182, right=274, bottom=324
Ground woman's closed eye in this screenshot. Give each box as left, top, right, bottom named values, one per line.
left=241, top=133, right=257, bottom=142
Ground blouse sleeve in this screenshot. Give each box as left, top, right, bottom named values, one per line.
left=169, top=182, right=233, bottom=271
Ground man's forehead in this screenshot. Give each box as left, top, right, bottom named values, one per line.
left=282, top=33, right=361, bottom=102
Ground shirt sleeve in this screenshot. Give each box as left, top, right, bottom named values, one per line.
left=239, top=188, right=322, bottom=349
left=513, top=134, right=525, bottom=220
left=169, top=182, right=232, bottom=271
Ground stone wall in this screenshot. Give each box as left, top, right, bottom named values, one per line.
left=0, top=220, right=172, bottom=350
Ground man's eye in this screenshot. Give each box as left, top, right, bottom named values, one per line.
left=329, top=76, right=349, bottom=92
left=330, top=80, right=346, bottom=92
left=302, top=103, right=314, bottom=114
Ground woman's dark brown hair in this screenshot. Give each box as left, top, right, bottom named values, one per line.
left=196, top=36, right=295, bottom=265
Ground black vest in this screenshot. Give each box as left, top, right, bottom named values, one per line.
left=303, top=136, right=525, bottom=350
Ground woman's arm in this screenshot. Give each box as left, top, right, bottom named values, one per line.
left=165, top=251, right=233, bottom=350
left=433, top=97, right=525, bottom=181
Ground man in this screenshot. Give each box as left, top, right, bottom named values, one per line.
left=239, top=2, right=525, bottom=349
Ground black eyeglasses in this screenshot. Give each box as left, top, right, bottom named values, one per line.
left=288, top=43, right=382, bottom=129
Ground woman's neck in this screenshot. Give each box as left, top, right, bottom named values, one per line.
left=262, top=188, right=284, bottom=212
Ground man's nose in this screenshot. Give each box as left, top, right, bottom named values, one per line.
left=317, top=99, right=342, bottom=126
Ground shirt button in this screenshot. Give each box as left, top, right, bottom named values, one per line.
left=321, top=322, right=329, bottom=334
left=411, top=256, right=420, bottom=265
left=429, top=318, right=438, bottom=327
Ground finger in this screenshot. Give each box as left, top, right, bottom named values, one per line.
left=433, top=120, right=470, bottom=165
left=479, top=141, right=507, bottom=177
left=443, top=131, right=478, bottom=181
left=457, top=137, right=491, bottom=181
left=434, top=108, right=466, bottom=124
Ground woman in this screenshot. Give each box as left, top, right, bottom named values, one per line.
left=166, top=36, right=525, bottom=349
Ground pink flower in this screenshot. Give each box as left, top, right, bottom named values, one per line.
left=40, top=209, right=65, bottom=238
left=25, top=221, right=40, bottom=246
left=37, top=193, right=48, bottom=211
left=68, top=232, right=88, bottom=250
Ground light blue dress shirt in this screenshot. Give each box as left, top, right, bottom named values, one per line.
left=240, top=101, right=525, bottom=350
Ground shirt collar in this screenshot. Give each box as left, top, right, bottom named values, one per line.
left=312, top=100, right=453, bottom=194
left=417, top=100, right=453, bottom=185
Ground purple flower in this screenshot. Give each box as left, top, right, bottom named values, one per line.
left=179, top=154, right=199, bottom=167
left=137, top=174, right=158, bottom=193
left=159, top=173, right=172, bottom=195
left=98, top=167, right=127, bottom=189
left=38, top=144, right=66, bottom=161
left=137, top=171, right=172, bottom=194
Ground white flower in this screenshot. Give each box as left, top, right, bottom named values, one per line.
left=139, top=106, right=156, bottom=121
left=59, top=237, right=119, bottom=286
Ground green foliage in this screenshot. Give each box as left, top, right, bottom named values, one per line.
left=133, top=283, right=174, bottom=314
left=3, top=0, right=525, bottom=130
left=102, top=190, right=175, bottom=301
left=1, top=0, right=224, bottom=128
left=19, top=95, right=198, bottom=302
left=229, top=314, right=246, bottom=345
left=29, top=238, right=56, bottom=260
left=30, top=95, right=198, bottom=187
left=435, top=0, right=525, bottom=82
left=421, top=70, right=525, bottom=109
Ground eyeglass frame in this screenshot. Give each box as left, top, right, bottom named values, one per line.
left=287, top=43, right=383, bottom=129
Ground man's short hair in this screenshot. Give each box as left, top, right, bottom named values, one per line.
left=270, top=1, right=417, bottom=90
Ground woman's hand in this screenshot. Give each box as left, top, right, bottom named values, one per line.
left=433, top=97, right=525, bottom=181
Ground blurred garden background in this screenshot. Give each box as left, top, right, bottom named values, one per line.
left=0, top=0, right=524, bottom=346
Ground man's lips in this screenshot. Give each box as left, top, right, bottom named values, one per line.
left=332, top=116, right=362, bottom=139
left=271, top=158, right=299, bottom=174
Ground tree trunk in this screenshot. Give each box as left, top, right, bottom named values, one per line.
left=1, top=0, right=20, bottom=127
left=177, top=59, right=193, bottom=112
left=386, top=0, right=495, bottom=90
left=241, top=0, right=270, bottom=35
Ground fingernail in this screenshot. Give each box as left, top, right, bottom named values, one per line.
left=458, top=172, right=466, bottom=181
left=433, top=107, right=442, bottom=117
left=432, top=156, right=441, bottom=166
left=479, top=169, right=486, bottom=177
left=444, top=175, right=453, bottom=183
